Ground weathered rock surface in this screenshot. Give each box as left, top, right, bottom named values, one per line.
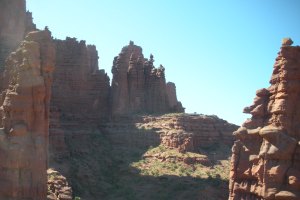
left=51, top=37, right=110, bottom=123
left=111, top=41, right=184, bottom=117
left=0, top=29, right=55, bottom=200
left=137, top=114, right=238, bottom=152
left=102, top=114, right=237, bottom=155
left=0, top=0, right=36, bottom=72
left=47, top=169, right=72, bottom=200
left=49, top=37, right=110, bottom=164
left=229, top=39, right=300, bottom=200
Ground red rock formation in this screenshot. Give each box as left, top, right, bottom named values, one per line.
left=138, top=114, right=238, bottom=152
left=0, top=29, right=55, bottom=200
left=166, top=82, right=185, bottom=112
left=229, top=39, right=300, bottom=200
left=51, top=37, right=110, bottom=123
left=49, top=37, right=110, bottom=165
left=0, top=0, right=36, bottom=70
left=111, top=41, right=184, bottom=117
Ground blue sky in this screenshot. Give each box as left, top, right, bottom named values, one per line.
left=26, top=0, right=300, bottom=125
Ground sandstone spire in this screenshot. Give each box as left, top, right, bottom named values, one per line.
left=111, top=41, right=184, bottom=117
left=229, top=39, right=300, bottom=200
left=0, top=29, right=55, bottom=200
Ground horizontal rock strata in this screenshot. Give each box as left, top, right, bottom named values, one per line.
left=229, top=39, right=300, bottom=200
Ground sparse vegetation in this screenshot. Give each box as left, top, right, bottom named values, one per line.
left=57, top=117, right=231, bottom=200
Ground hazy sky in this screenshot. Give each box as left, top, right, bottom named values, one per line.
left=26, top=0, right=300, bottom=125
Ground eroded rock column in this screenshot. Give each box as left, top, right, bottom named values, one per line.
left=229, top=38, right=300, bottom=200
left=0, top=29, right=55, bottom=200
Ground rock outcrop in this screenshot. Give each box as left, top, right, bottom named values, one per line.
left=49, top=37, right=110, bottom=166
left=229, top=39, right=300, bottom=200
left=0, top=0, right=36, bottom=71
left=137, top=114, right=238, bottom=152
left=0, top=29, right=55, bottom=200
left=111, top=41, right=184, bottom=117
left=51, top=37, right=110, bottom=124
left=47, top=169, right=73, bottom=200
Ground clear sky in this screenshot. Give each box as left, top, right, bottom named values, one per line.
left=26, top=0, right=300, bottom=125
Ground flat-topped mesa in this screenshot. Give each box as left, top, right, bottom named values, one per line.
left=111, top=41, right=184, bottom=117
left=0, top=29, right=55, bottom=200
left=229, top=38, right=300, bottom=200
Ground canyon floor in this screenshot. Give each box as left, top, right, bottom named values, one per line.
left=48, top=113, right=237, bottom=200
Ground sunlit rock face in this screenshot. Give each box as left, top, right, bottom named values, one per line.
left=0, top=0, right=36, bottom=71
left=0, top=29, right=55, bottom=200
left=229, top=39, right=300, bottom=200
left=111, top=41, right=184, bottom=117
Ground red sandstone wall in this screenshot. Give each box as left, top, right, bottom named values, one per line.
left=111, top=41, right=184, bottom=117
left=0, top=29, right=55, bottom=200
left=229, top=39, right=300, bottom=200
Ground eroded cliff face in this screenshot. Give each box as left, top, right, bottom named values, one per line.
left=49, top=37, right=110, bottom=173
left=229, top=39, right=300, bottom=200
left=0, top=0, right=36, bottom=71
left=0, top=29, right=55, bottom=200
left=111, top=41, right=184, bottom=117
left=51, top=37, right=110, bottom=123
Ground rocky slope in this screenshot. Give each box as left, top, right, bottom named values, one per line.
left=0, top=29, right=55, bottom=200
left=229, top=39, right=300, bottom=200
left=94, top=113, right=237, bottom=200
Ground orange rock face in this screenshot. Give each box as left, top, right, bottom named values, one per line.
left=229, top=40, right=300, bottom=200
left=111, top=41, right=184, bottom=117
left=0, top=30, right=55, bottom=200
left=0, top=0, right=36, bottom=71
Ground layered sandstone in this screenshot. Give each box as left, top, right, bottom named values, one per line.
left=103, top=114, right=237, bottom=153
left=229, top=39, right=300, bottom=200
left=111, top=41, right=184, bottom=117
left=49, top=37, right=110, bottom=162
left=0, top=29, right=55, bottom=200
left=138, top=114, right=238, bottom=152
left=51, top=37, right=110, bottom=123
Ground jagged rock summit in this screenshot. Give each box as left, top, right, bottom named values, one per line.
left=111, top=41, right=184, bottom=117
left=229, top=39, right=300, bottom=200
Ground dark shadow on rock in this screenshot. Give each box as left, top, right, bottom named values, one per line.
left=49, top=115, right=231, bottom=200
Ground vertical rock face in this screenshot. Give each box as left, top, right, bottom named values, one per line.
left=0, top=0, right=26, bottom=70
left=111, top=41, right=184, bottom=117
left=49, top=37, right=110, bottom=162
left=0, top=29, right=55, bottom=200
left=166, top=82, right=185, bottom=113
left=0, top=0, right=36, bottom=71
left=51, top=37, right=110, bottom=123
left=229, top=39, right=300, bottom=200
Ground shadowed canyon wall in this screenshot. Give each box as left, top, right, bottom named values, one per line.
left=229, top=39, right=300, bottom=200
